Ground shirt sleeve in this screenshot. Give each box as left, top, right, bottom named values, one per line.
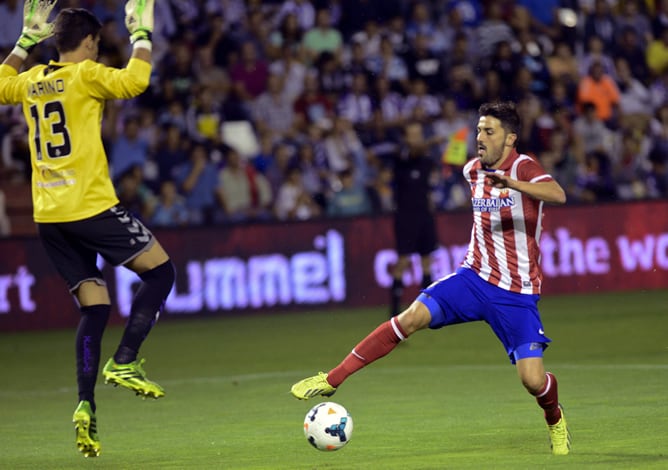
left=82, top=58, right=152, bottom=100
left=0, top=64, right=26, bottom=105
left=517, top=156, right=554, bottom=183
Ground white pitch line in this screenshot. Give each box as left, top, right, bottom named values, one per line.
left=0, top=364, right=666, bottom=398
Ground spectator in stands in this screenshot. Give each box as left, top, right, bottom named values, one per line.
left=293, top=70, right=334, bottom=132
left=539, top=127, right=580, bottom=200
left=583, top=0, right=617, bottom=51
left=323, top=116, right=367, bottom=177
left=274, top=165, right=322, bottom=220
left=432, top=96, right=472, bottom=152
left=153, top=123, right=189, bottom=185
left=651, top=0, right=668, bottom=37
left=546, top=41, right=580, bottom=90
left=405, top=33, right=445, bottom=95
left=575, top=150, right=617, bottom=202
left=577, top=61, right=620, bottom=125
left=264, top=141, right=297, bottom=197
left=115, top=165, right=157, bottom=222
left=268, top=13, right=304, bottom=60
left=405, top=1, right=448, bottom=53
left=302, top=8, right=343, bottom=64
left=317, top=49, right=350, bottom=100
left=366, top=35, right=410, bottom=94
left=646, top=145, right=668, bottom=198
left=573, top=101, right=612, bottom=158
left=230, top=40, right=269, bottom=101
left=475, top=2, right=515, bottom=62
left=186, top=86, right=224, bottom=146
left=371, top=76, right=405, bottom=132
left=252, top=71, right=297, bottom=140
left=337, top=72, right=373, bottom=130
left=646, top=26, right=668, bottom=78
left=615, top=57, right=652, bottom=119
left=327, top=168, right=372, bottom=217
left=485, top=40, right=521, bottom=88
left=216, top=147, right=273, bottom=223
left=110, top=115, right=150, bottom=182
left=158, top=100, right=188, bottom=133
left=294, top=141, right=330, bottom=209
left=275, top=0, right=316, bottom=32
left=613, top=26, right=650, bottom=86
left=366, top=164, right=395, bottom=214
left=615, top=0, right=652, bottom=48
left=158, top=40, right=196, bottom=106
left=402, top=78, right=442, bottom=121
left=514, top=0, right=561, bottom=40
left=579, top=35, right=617, bottom=79
left=352, top=19, right=383, bottom=59
left=173, top=143, right=219, bottom=225
left=193, top=45, right=230, bottom=104
left=205, top=13, right=239, bottom=69
left=270, top=44, right=307, bottom=103
left=150, top=180, right=190, bottom=227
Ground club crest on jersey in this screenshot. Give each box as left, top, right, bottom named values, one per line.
left=471, top=190, right=516, bottom=212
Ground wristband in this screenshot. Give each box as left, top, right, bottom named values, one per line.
left=11, top=45, right=29, bottom=60
left=133, top=39, right=152, bottom=51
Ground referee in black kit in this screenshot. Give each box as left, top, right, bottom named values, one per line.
left=387, top=121, right=440, bottom=317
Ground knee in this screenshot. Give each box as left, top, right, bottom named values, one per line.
left=140, top=260, right=176, bottom=296
left=396, top=301, right=431, bottom=336
left=521, top=373, right=546, bottom=395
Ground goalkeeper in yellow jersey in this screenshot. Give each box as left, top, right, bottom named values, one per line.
left=0, top=1, right=175, bottom=458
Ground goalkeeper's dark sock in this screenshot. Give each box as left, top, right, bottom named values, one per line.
left=327, top=317, right=407, bottom=387
left=390, top=278, right=403, bottom=317
left=76, top=305, right=111, bottom=412
left=534, top=372, right=562, bottom=425
left=114, top=261, right=175, bottom=364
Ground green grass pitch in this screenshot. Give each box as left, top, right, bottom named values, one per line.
left=1, top=289, right=667, bottom=469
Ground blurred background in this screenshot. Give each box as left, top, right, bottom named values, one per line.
left=1, top=0, right=667, bottom=329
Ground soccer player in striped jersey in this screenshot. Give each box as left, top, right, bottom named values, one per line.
left=0, top=0, right=173, bottom=457
left=291, top=101, right=572, bottom=455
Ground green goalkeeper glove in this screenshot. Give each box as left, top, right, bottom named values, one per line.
left=15, top=0, right=58, bottom=55
left=125, top=0, right=154, bottom=45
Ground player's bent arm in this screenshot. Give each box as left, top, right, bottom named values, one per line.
left=509, top=179, right=567, bottom=205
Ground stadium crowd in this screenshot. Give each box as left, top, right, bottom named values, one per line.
left=1, top=0, right=668, bottom=232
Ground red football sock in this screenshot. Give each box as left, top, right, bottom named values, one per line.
left=535, top=372, right=562, bottom=425
left=327, top=317, right=407, bottom=388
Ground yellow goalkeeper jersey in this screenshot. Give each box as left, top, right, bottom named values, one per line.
left=0, top=58, right=151, bottom=222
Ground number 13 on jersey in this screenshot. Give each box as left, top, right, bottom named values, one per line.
left=29, top=100, right=72, bottom=160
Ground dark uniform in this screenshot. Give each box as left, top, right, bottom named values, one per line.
left=393, top=148, right=438, bottom=257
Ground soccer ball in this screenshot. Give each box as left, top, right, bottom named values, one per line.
left=303, top=402, right=354, bottom=451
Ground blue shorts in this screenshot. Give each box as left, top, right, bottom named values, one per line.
left=418, top=267, right=551, bottom=364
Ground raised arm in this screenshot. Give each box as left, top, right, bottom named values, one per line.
left=125, top=0, right=154, bottom=64
left=2, top=0, right=58, bottom=71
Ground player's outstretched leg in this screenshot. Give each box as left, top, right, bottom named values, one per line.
left=291, top=316, right=409, bottom=399
left=102, top=357, right=165, bottom=399
left=73, top=400, right=101, bottom=458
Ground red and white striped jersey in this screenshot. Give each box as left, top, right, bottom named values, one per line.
left=461, top=149, right=553, bottom=295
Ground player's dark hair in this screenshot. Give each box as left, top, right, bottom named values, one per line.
left=478, top=101, right=521, bottom=142
left=53, top=8, right=102, bottom=53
